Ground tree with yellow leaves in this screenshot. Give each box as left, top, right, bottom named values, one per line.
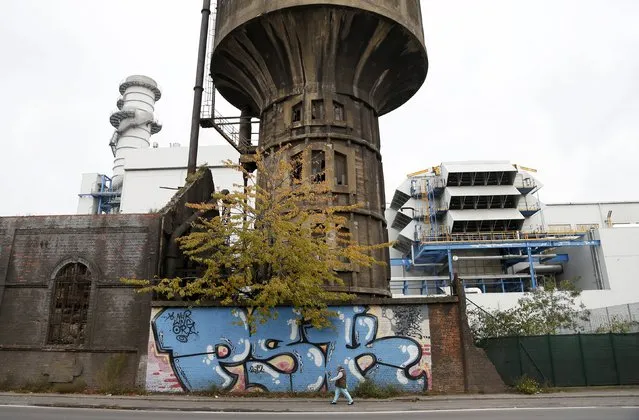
left=129, top=146, right=390, bottom=331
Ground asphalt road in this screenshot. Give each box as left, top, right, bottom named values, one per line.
left=1, top=406, right=638, bottom=420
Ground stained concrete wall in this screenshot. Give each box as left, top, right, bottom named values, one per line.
left=0, top=214, right=161, bottom=388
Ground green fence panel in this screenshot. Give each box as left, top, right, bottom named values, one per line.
left=519, top=336, right=553, bottom=385
left=549, top=334, right=585, bottom=387
left=613, top=334, right=639, bottom=385
left=580, top=334, right=618, bottom=385
left=482, top=333, right=639, bottom=387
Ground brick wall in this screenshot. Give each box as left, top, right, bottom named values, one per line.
left=429, top=302, right=466, bottom=393
left=429, top=300, right=506, bottom=394
left=0, top=214, right=161, bottom=388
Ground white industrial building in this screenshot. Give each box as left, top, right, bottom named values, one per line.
left=77, top=75, right=242, bottom=215
left=387, top=161, right=639, bottom=322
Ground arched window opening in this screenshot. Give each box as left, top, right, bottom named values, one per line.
left=291, top=152, right=303, bottom=184
left=48, top=262, right=92, bottom=345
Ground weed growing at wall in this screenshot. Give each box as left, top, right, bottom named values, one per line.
left=513, top=375, right=542, bottom=395
left=595, top=315, right=639, bottom=333
left=352, top=379, right=402, bottom=399
left=0, top=374, right=15, bottom=392
left=52, top=379, right=87, bottom=394
left=14, top=377, right=51, bottom=393
left=96, top=354, right=130, bottom=394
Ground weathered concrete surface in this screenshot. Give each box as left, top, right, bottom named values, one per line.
left=214, top=0, right=426, bottom=49
left=211, top=1, right=428, bottom=297
left=212, top=0, right=428, bottom=115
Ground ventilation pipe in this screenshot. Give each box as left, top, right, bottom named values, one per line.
left=109, top=75, right=162, bottom=190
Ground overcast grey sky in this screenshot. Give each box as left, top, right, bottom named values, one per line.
left=0, top=0, right=638, bottom=216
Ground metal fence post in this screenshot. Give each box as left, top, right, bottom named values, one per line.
left=547, top=334, right=556, bottom=386
left=609, top=333, right=621, bottom=385
left=577, top=333, right=589, bottom=386
left=516, top=335, right=523, bottom=377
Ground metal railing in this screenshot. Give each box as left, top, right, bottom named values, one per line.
left=410, top=177, right=445, bottom=197
left=391, top=276, right=534, bottom=296
left=418, top=229, right=587, bottom=244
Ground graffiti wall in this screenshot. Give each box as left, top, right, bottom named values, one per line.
left=146, top=305, right=431, bottom=393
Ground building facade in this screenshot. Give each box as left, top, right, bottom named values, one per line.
left=387, top=161, right=639, bottom=319
left=0, top=214, right=161, bottom=388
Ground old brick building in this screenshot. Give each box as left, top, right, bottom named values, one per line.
left=0, top=167, right=220, bottom=389
left=0, top=214, right=161, bottom=387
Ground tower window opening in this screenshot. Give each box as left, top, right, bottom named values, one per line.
left=48, top=262, right=92, bottom=345
left=312, top=223, right=326, bottom=242
left=291, top=152, right=303, bottom=183
left=311, top=100, right=324, bottom=120
left=337, top=227, right=351, bottom=264
left=311, top=150, right=326, bottom=183
left=334, top=152, right=348, bottom=186
left=333, top=101, right=345, bottom=121
left=292, top=102, right=303, bottom=123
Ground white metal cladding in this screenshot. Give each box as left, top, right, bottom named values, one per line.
left=399, top=220, right=418, bottom=241
left=447, top=209, right=525, bottom=222
left=441, top=161, right=517, bottom=176
left=445, top=185, right=521, bottom=197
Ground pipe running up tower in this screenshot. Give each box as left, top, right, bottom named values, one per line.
left=109, top=75, right=163, bottom=191
left=211, top=1, right=428, bottom=296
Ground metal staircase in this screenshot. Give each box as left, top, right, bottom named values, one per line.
left=198, top=1, right=254, bottom=155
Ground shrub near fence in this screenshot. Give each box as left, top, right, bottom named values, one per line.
left=481, top=333, right=639, bottom=387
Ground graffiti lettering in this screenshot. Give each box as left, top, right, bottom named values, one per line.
left=249, top=364, right=264, bottom=374
left=168, top=310, right=197, bottom=343
left=148, top=305, right=431, bottom=393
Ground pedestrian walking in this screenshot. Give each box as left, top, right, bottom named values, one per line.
left=329, top=366, right=354, bottom=405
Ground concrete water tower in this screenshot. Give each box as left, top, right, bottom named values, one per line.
left=109, top=75, right=163, bottom=190
left=211, top=1, right=428, bottom=296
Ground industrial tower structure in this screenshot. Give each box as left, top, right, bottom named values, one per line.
left=110, top=76, right=163, bottom=191
left=208, top=0, right=429, bottom=296
left=78, top=75, right=163, bottom=214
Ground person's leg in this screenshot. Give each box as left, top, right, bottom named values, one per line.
left=342, top=388, right=354, bottom=404
left=331, top=387, right=340, bottom=404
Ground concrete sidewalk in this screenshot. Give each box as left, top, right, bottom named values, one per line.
left=0, top=389, right=638, bottom=412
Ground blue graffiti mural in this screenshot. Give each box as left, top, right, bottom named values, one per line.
left=150, top=306, right=429, bottom=392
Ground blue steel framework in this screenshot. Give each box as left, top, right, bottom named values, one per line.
left=393, top=234, right=601, bottom=295
left=392, top=276, right=540, bottom=296
left=77, top=174, right=121, bottom=214
left=427, top=179, right=437, bottom=235
left=408, top=178, right=445, bottom=237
